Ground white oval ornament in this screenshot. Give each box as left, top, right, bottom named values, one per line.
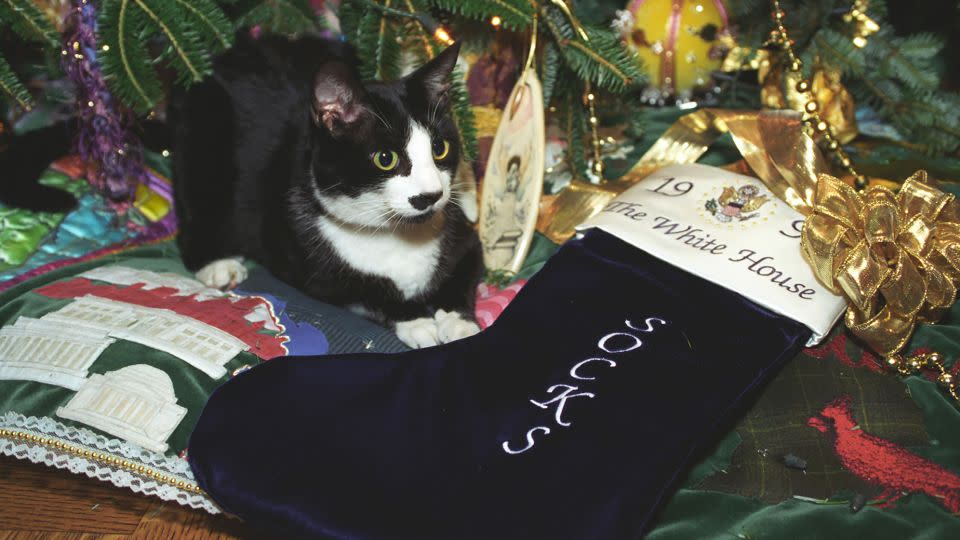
left=479, top=70, right=545, bottom=273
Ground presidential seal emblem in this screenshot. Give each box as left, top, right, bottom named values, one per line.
left=704, top=185, right=769, bottom=223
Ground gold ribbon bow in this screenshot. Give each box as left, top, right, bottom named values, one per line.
left=801, top=171, right=960, bottom=356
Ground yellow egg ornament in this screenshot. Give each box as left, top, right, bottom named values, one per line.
left=615, top=0, right=731, bottom=101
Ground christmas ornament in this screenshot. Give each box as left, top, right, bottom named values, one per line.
left=479, top=16, right=545, bottom=273
left=801, top=171, right=960, bottom=358
left=768, top=0, right=867, bottom=189
left=616, top=0, right=730, bottom=100
left=843, top=0, right=880, bottom=49
left=758, top=58, right=858, bottom=145
left=61, top=0, right=145, bottom=202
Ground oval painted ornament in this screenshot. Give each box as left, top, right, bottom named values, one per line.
left=479, top=70, right=545, bottom=273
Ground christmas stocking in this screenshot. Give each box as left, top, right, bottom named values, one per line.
left=188, top=164, right=846, bottom=539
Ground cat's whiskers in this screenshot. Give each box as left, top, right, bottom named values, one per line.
left=428, top=98, right=442, bottom=127
left=371, top=208, right=398, bottom=234
left=349, top=205, right=394, bottom=227
left=313, top=182, right=343, bottom=196
left=369, top=108, right=391, bottom=131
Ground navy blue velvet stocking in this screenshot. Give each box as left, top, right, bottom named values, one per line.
left=189, top=229, right=810, bottom=539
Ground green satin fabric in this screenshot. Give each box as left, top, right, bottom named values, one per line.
left=650, top=488, right=960, bottom=539
left=0, top=170, right=87, bottom=271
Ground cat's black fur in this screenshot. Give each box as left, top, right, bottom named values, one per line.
left=0, top=120, right=79, bottom=213
left=172, top=33, right=483, bottom=324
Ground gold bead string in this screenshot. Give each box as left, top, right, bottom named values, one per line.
left=886, top=351, right=960, bottom=405
left=843, top=0, right=879, bottom=49
left=583, top=81, right=605, bottom=178
left=540, top=0, right=605, bottom=180
left=768, top=0, right=869, bottom=190
left=0, top=427, right=206, bottom=495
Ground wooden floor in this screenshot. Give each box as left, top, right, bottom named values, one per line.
left=0, top=457, right=264, bottom=539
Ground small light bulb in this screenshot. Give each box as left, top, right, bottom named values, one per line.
left=102, top=44, right=110, bottom=51
left=490, top=16, right=502, bottom=28
left=433, top=27, right=454, bottom=45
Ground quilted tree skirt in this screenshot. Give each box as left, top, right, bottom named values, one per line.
left=1, top=157, right=959, bottom=538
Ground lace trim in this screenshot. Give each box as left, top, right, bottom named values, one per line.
left=0, top=412, right=219, bottom=514
left=2, top=412, right=190, bottom=474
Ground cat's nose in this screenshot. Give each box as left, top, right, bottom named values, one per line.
left=408, top=192, right=442, bottom=211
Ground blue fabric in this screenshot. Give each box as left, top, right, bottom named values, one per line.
left=188, top=229, right=810, bottom=539
left=239, top=267, right=410, bottom=355
left=233, top=290, right=331, bottom=356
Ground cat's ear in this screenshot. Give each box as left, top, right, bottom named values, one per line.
left=312, top=62, right=368, bottom=136
left=407, top=42, right=461, bottom=105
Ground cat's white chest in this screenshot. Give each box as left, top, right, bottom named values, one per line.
left=316, top=216, right=442, bottom=299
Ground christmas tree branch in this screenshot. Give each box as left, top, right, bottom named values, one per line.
left=132, top=0, right=203, bottom=82
left=172, top=0, right=233, bottom=49
left=0, top=0, right=60, bottom=46
left=230, top=0, right=319, bottom=33
left=427, top=0, right=533, bottom=31
left=0, top=0, right=62, bottom=109
left=727, top=0, right=960, bottom=155
left=0, top=51, right=32, bottom=110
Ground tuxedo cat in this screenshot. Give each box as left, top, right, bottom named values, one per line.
left=172, top=34, right=484, bottom=348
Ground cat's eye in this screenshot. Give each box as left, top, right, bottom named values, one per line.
left=432, top=139, right=450, bottom=161
left=373, top=150, right=399, bottom=171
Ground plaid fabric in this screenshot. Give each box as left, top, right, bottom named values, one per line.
left=698, top=327, right=929, bottom=502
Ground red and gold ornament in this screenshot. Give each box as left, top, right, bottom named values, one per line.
left=618, top=0, right=731, bottom=98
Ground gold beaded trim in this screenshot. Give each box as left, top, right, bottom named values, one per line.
left=768, top=0, right=869, bottom=190
left=583, top=82, right=604, bottom=178
left=0, top=427, right=206, bottom=495
left=886, top=351, right=960, bottom=405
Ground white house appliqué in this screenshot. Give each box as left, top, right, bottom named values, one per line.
left=501, top=316, right=668, bottom=455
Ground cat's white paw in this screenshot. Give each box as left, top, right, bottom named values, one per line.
left=196, top=258, right=247, bottom=290
left=435, top=309, right=481, bottom=344
left=395, top=317, right=440, bottom=349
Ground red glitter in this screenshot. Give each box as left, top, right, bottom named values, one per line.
left=808, top=395, right=960, bottom=512
left=36, top=278, right=287, bottom=359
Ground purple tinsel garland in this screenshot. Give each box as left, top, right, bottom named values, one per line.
left=60, top=0, right=145, bottom=203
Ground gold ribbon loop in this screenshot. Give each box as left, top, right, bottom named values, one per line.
left=801, top=171, right=960, bottom=356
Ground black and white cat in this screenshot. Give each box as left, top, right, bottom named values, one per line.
left=172, top=34, right=484, bottom=348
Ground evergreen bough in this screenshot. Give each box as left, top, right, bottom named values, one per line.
left=0, top=0, right=60, bottom=110
left=727, top=0, right=960, bottom=154
left=97, top=0, right=323, bottom=114
left=339, top=0, right=646, bottom=178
